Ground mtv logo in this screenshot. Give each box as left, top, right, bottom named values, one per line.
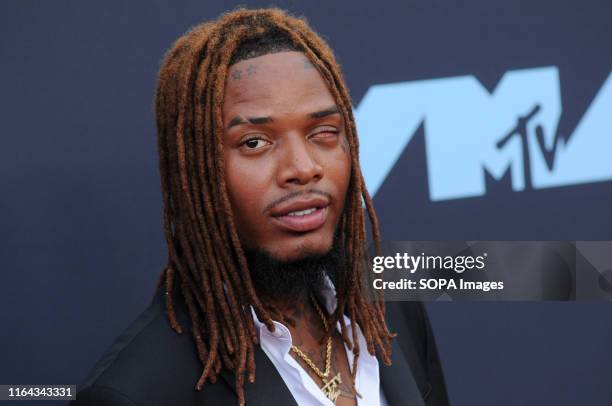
left=355, top=67, right=612, bottom=201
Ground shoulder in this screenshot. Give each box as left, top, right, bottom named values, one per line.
left=385, top=301, right=450, bottom=406
left=70, top=385, right=137, bottom=406
left=385, top=301, right=430, bottom=371
left=71, top=290, right=234, bottom=406
left=385, top=301, right=429, bottom=339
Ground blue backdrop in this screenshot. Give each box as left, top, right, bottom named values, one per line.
left=2, top=1, right=611, bottom=405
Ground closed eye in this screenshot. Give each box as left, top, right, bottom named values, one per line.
left=310, top=128, right=339, bottom=139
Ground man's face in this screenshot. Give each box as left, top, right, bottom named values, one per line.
left=222, top=51, right=351, bottom=263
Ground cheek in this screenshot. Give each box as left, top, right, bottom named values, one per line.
left=224, top=158, right=244, bottom=208
left=224, top=153, right=272, bottom=238
left=327, top=147, right=352, bottom=200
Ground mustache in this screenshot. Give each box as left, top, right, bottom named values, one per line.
left=262, top=188, right=332, bottom=214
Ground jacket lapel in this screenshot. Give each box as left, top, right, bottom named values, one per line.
left=219, top=344, right=298, bottom=406
left=379, top=338, right=426, bottom=406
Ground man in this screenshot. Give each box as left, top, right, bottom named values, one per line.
left=72, top=8, right=449, bottom=406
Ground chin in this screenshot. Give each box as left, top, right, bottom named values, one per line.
left=270, top=235, right=334, bottom=263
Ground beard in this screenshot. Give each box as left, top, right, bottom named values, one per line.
left=245, top=233, right=342, bottom=302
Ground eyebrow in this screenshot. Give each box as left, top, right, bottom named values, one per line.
left=309, top=106, right=340, bottom=119
left=225, top=106, right=340, bottom=130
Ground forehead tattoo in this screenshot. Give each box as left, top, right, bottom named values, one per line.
left=303, top=56, right=315, bottom=70
left=231, top=69, right=242, bottom=81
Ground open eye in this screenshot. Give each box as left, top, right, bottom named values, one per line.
left=241, top=137, right=271, bottom=150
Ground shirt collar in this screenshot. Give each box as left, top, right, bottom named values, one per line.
left=318, top=273, right=338, bottom=315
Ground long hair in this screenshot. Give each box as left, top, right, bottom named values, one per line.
left=154, top=7, right=393, bottom=404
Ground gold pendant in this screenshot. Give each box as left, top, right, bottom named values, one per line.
left=321, top=373, right=342, bottom=403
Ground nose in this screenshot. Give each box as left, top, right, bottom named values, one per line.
left=277, top=135, right=323, bottom=186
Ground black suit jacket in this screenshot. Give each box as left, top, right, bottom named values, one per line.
left=72, top=288, right=449, bottom=406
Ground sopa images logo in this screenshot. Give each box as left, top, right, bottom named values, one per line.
left=356, top=67, right=612, bottom=201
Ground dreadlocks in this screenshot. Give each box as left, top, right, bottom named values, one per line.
left=154, top=7, right=394, bottom=405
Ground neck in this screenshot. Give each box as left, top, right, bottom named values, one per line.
left=245, top=242, right=341, bottom=335
left=280, top=290, right=329, bottom=344
left=259, top=287, right=310, bottom=312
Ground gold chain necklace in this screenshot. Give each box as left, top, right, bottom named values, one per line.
left=290, top=295, right=342, bottom=403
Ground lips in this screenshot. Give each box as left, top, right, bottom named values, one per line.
left=270, top=195, right=330, bottom=232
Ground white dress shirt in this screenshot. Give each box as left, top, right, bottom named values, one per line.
left=251, top=277, right=389, bottom=406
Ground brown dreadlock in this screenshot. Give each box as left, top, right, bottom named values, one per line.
left=154, top=7, right=394, bottom=405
